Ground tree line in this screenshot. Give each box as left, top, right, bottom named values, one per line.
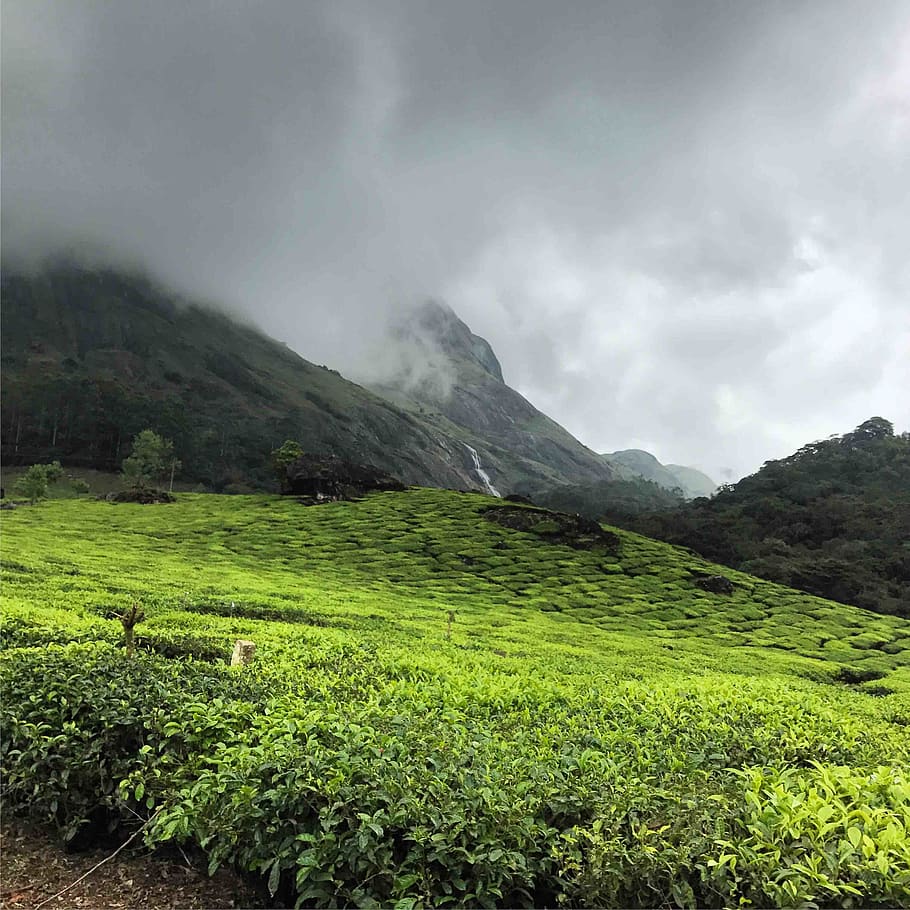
left=623, top=418, right=910, bottom=616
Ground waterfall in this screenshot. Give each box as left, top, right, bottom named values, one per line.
left=464, top=444, right=501, bottom=497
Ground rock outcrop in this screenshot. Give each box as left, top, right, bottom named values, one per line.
left=104, top=489, right=176, bottom=504
left=284, top=454, right=406, bottom=501
left=367, top=301, right=617, bottom=494
left=691, top=572, right=735, bottom=594
left=483, top=504, right=620, bottom=553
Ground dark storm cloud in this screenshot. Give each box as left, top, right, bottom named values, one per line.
left=3, top=0, right=908, bottom=479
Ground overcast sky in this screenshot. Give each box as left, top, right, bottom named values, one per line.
left=3, top=0, right=908, bottom=481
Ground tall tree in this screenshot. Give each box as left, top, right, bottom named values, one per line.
left=121, top=430, right=180, bottom=491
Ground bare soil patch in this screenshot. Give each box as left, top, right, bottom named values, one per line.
left=0, top=822, right=266, bottom=910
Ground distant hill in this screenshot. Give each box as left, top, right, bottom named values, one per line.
left=626, top=418, right=910, bottom=617
left=603, top=448, right=717, bottom=498
left=529, top=450, right=714, bottom=525
left=532, top=476, right=686, bottom=522
left=664, top=463, right=718, bottom=498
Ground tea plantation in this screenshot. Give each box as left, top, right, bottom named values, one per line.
left=2, top=489, right=909, bottom=907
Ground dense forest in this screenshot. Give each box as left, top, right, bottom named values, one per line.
left=625, top=418, right=910, bottom=616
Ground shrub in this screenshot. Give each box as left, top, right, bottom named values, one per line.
left=706, top=765, right=910, bottom=907
left=0, top=643, right=262, bottom=843
left=270, top=439, right=304, bottom=490
left=121, top=429, right=180, bottom=491
left=14, top=464, right=50, bottom=503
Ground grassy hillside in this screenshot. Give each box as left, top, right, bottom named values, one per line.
left=2, top=491, right=909, bottom=907
left=628, top=418, right=910, bottom=617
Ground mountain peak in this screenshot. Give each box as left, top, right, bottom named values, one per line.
left=402, top=300, right=504, bottom=383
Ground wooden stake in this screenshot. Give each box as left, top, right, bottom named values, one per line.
left=231, top=639, right=256, bottom=666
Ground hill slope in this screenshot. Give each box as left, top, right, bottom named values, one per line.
left=628, top=418, right=910, bottom=616
left=2, top=490, right=908, bottom=907
left=1, top=268, right=626, bottom=495
left=0, top=265, right=501, bottom=490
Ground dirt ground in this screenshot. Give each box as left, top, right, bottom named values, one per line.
left=0, top=822, right=267, bottom=910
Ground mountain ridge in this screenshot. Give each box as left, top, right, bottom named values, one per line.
left=0, top=265, right=616, bottom=495
left=365, top=300, right=620, bottom=493
left=603, top=448, right=717, bottom=498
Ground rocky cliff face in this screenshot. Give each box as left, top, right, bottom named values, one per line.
left=405, top=302, right=504, bottom=382
left=368, top=302, right=617, bottom=494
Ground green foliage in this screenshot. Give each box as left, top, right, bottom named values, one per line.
left=627, top=418, right=910, bottom=616
left=14, top=463, right=51, bottom=503
left=712, top=764, right=910, bottom=907
left=121, top=429, right=180, bottom=490
left=270, top=439, right=303, bottom=490
left=0, top=643, right=263, bottom=843
left=12, top=461, right=65, bottom=503
left=533, top=476, right=685, bottom=523
left=2, top=490, right=909, bottom=906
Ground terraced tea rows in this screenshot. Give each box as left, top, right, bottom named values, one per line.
left=2, top=490, right=909, bottom=907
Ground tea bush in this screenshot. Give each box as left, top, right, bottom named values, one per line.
left=0, top=643, right=264, bottom=842
left=724, top=764, right=910, bottom=906
left=2, top=490, right=909, bottom=906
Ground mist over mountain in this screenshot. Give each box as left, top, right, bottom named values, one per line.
left=0, top=265, right=469, bottom=490
left=602, top=449, right=717, bottom=499
left=4, top=0, right=908, bottom=482
left=365, top=300, right=618, bottom=493
left=0, top=264, right=629, bottom=496
left=4, top=5, right=910, bottom=903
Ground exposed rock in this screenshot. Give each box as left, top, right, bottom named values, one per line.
left=284, top=454, right=406, bottom=501
left=691, top=572, right=735, bottom=594
left=504, top=493, right=535, bottom=505
left=483, top=504, right=620, bottom=552
left=104, top=489, right=176, bottom=504
left=366, top=301, right=619, bottom=494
